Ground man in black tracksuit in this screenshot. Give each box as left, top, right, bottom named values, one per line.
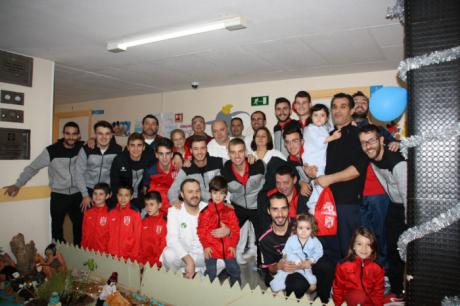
left=110, top=133, right=153, bottom=211
left=257, top=164, right=308, bottom=239
left=4, top=122, right=84, bottom=244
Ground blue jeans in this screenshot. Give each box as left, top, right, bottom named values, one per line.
left=205, top=257, right=241, bottom=285
left=360, top=194, right=390, bottom=270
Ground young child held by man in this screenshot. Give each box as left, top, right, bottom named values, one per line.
left=81, top=183, right=111, bottom=254
left=270, top=214, right=323, bottom=294
left=138, top=191, right=167, bottom=267
left=197, top=176, right=241, bottom=285
left=107, top=185, right=141, bottom=261
left=301, top=104, right=341, bottom=213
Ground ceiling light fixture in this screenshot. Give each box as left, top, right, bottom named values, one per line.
left=107, top=16, right=247, bottom=53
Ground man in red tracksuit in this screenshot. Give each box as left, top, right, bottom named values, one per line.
left=81, top=183, right=111, bottom=254
left=108, top=185, right=142, bottom=261
left=138, top=191, right=167, bottom=267
left=143, top=138, right=178, bottom=215
left=197, top=176, right=240, bottom=284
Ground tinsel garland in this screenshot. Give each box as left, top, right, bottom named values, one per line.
left=442, top=296, right=460, bottom=306
left=398, top=46, right=460, bottom=81
left=397, top=202, right=460, bottom=261
left=386, top=0, right=405, bottom=24
left=399, top=122, right=460, bottom=159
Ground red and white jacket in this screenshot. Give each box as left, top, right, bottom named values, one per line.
left=197, top=201, right=240, bottom=259
left=81, top=205, right=110, bottom=254
left=333, top=256, right=384, bottom=306
left=107, top=203, right=142, bottom=261
left=138, top=213, right=167, bottom=267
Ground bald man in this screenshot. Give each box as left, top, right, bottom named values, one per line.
left=207, top=120, right=232, bottom=160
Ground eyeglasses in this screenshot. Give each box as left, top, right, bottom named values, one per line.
left=360, top=138, right=379, bottom=147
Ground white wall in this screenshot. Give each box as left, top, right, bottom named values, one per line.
left=0, top=56, right=54, bottom=253
left=55, top=70, right=400, bottom=137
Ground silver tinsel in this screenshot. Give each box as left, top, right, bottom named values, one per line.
left=386, top=0, right=405, bottom=24
left=398, top=46, right=460, bottom=81
left=400, top=122, right=460, bottom=159
left=442, top=296, right=460, bottom=306
left=398, top=202, right=460, bottom=261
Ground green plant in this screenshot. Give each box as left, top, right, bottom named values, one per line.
left=36, top=270, right=73, bottom=301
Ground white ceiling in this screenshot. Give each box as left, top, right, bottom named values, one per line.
left=0, top=0, right=403, bottom=104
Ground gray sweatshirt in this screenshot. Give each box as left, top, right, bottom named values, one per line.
left=15, top=140, right=83, bottom=195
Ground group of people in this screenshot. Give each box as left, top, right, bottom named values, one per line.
left=4, top=90, right=408, bottom=305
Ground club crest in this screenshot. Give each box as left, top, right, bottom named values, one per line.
left=99, top=216, right=107, bottom=226
left=123, top=216, right=131, bottom=225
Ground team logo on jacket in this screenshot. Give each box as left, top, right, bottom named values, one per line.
left=99, top=217, right=107, bottom=226
left=121, top=166, right=127, bottom=172
left=156, top=225, right=163, bottom=234
left=123, top=216, right=131, bottom=225
left=180, top=222, right=187, bottom=229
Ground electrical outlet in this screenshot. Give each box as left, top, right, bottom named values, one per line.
left=0, top=108, right=24, bottom=123
left=1, top=90, right=24, bottom=105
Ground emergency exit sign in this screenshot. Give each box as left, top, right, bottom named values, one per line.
left=251, top=96, right=269, bottom=106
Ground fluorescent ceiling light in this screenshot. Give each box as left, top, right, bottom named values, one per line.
left=107, top=16, right=247, bottom=53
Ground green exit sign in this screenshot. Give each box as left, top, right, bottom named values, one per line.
left=251, top=96, right=269, bottom=106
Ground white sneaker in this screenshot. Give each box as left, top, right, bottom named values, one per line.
left=242, top=248, right=257, bottom=259
left=236, top=253, right=247, bottom=265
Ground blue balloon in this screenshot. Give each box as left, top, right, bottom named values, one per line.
left=369, top=87, right=407, bottom=122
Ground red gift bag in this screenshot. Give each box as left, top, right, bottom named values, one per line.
left=314, top=187, right=338, bottom=236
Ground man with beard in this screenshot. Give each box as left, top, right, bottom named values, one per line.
left=161, top=179, right=224, bottom=278
left=352, top=91, right=399, bottom=148
left=352, top=91, right=400, bottom=271
left=259, top=193, right=334, bottom=303
left=359, top=124, right=407, bottom=299
left=314, top=93, right=368, bottom=262
left=273, top=97, right=301, bottom=156
left=168, top=135, right=224, bottom=205
left=3, top=122, right=85, bottom=245
left=245, top=111, right=268, bottom=153
left=141, top=114, right=162, bottom=154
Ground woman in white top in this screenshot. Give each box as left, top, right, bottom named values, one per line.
left=250, top=127, right=286, bottom=164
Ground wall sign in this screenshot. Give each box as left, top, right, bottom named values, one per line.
left=251, top=96, right=269, bottom=106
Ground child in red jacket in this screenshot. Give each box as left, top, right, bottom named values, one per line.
left=108, top=185, right=142, bottom=262
left=333, top=227, right=384, bottom=306
left=81, top=183, right=111, bottom=254
left=138, top=191, right=167, bottom=267
left=197, top=176, right=240, bottom=284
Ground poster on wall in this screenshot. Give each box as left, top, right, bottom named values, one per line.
left=112, top=121, right=131, bottom=136
left=154, top=112, right=176, bottom=138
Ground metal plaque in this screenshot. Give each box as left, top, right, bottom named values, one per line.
left=0, top=128, right=30, bottom=159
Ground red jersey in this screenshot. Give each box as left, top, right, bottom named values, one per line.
left=333, top=257, right=384, bottom=306
left=81, top=205, right=110, bottom=254
left=363, top=164, right=386, bottom=196
left=138, top=214, right=167, bottom=267
left=197, top=201, right=240, bottom=259
left=144, top=162, right=177, bottom=215
left=107, top=203, right=142, bottom=261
